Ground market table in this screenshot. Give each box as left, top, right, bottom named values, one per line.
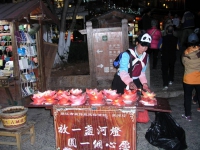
left=27, top=97, right=171, bottom=150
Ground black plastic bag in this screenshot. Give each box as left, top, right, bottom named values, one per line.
left=145, top=112, right=187, bottom=150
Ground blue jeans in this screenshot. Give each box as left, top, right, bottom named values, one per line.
left=183, top=83, right=200, bottom=116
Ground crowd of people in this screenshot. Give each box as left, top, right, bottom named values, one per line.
left=111, top=8, right=200, bottom=121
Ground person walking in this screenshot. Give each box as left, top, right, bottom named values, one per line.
left=182, top=33, right=200, bottom=121
left=147, top=19, right=162, bottom=69
left=158, top=25, right=179, bottom=90
left=138, top=8, right=152, bottom=34
left=180, top=10, right=195, bottom=50
left=111, top=33, right=152, bottom=94
left=173, top=14, right=180, bottom=30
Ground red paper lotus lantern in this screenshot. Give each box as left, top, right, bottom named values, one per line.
left=122, top=89, right=138, bottom=105
left=112, top=97, right=124, bottom=106
left=56, top=90, right=70, bottom=100
left=102, top=89, right=120, bottom=100
left=70, top=88, right=83, bottom=96
left=69, top=92, right=87, bottom=106
left=58, top=97, right=70, bottom=105
left=86, top=89, right=104, bottom=105
left=56, top=90, right=65, bottom=96
left=31, top=92, right=45, bottom=105
left=43, top=90, right=56, bottom=99
left=141, top=91, right=156, bottom=99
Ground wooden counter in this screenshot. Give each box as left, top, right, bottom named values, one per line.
left=27, top=97, right=171, bottom=150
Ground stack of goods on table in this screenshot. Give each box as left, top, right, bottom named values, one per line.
left=31, top=88, right=157, bottom=106
left=31, top=88, right=157, bottom=107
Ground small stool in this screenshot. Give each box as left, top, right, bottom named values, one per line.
left=0, top=121, right=35, bottom=150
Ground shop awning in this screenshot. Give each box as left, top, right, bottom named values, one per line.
left=0, top=0, right=60, bottom=26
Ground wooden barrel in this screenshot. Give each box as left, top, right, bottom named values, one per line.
left=0, top=106, right=28, bottom=129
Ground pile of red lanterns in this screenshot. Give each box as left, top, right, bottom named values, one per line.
left=31, top=88, right=156, bottom=106
left=31, top=89, right=86, bottom=106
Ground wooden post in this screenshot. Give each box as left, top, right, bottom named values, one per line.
left=121, top=19, right=129, bottom=51
left=36, top=20, right=46, bottom=91
left=10, top=22, right=19, bottom=79
left=10, top=22, right=22, bottom=100
left=86, top=21, right=97, bottom=88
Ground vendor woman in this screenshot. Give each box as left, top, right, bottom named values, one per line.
left=112, top=33, right=152, bottom=94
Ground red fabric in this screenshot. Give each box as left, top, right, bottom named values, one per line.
left=147, top=27, right=162, bottom=49
left=136, top=110, right=149, bottom=123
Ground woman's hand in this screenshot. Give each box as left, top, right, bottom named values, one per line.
left=129, top=82, right=137, bottom=90
left=143, top=83, right=151, bottom=92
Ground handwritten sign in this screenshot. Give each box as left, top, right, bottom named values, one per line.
left=53, top=106, right=136, bottom=150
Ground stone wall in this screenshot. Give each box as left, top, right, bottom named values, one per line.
left=47, top=63, right=150, bottom=90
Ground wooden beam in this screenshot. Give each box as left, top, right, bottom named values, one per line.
left=10, top=21, right=22, bottom=100
left=36, top=20, right=46, bottom=91
left=80, top=27, right=133, bottom=35
left=122, top=19, right=129, bottom=51
left=86, top=21, right=97, bottom=88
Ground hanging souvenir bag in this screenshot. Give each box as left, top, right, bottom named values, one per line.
left=18, top=58, right=29, bottom=70
left=25, top=32, right=35, bottom=44
left=25, top=46, right=32, bottom=56
left=18, top=59, right=25, bottom=70
left=22, top=58, right=29, bottom=69
left=19, top=31, right=27, bottom=42
left=17, top=47, right=26, bottom=56
left=15, top=31, right=22, bottom=43
left=29, top=72, right=36, bottom=82
left=21, top=87, right=28, bottom=97
left=30, top=45, right=37, bottom=56
left=25, top=86, right=33, bottom=95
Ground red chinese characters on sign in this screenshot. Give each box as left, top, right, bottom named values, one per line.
left=53, top=106, right=136, bottom=150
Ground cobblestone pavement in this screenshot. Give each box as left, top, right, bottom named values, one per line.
left=1, top=50, right=200, bottom=150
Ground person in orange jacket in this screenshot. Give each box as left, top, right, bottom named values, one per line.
left=181, top=33, right=200, bottom=121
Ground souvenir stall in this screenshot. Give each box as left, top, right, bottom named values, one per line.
left=28, top=18, right=171, bottom=149
left=0, top=0, right=59, bottom=105
left=29, top=87, right=171, bottom=149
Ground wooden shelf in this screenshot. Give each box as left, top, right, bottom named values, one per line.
left=0, top=33, right=11, bottom=36
left=0, top=20, right=9, bottom=25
